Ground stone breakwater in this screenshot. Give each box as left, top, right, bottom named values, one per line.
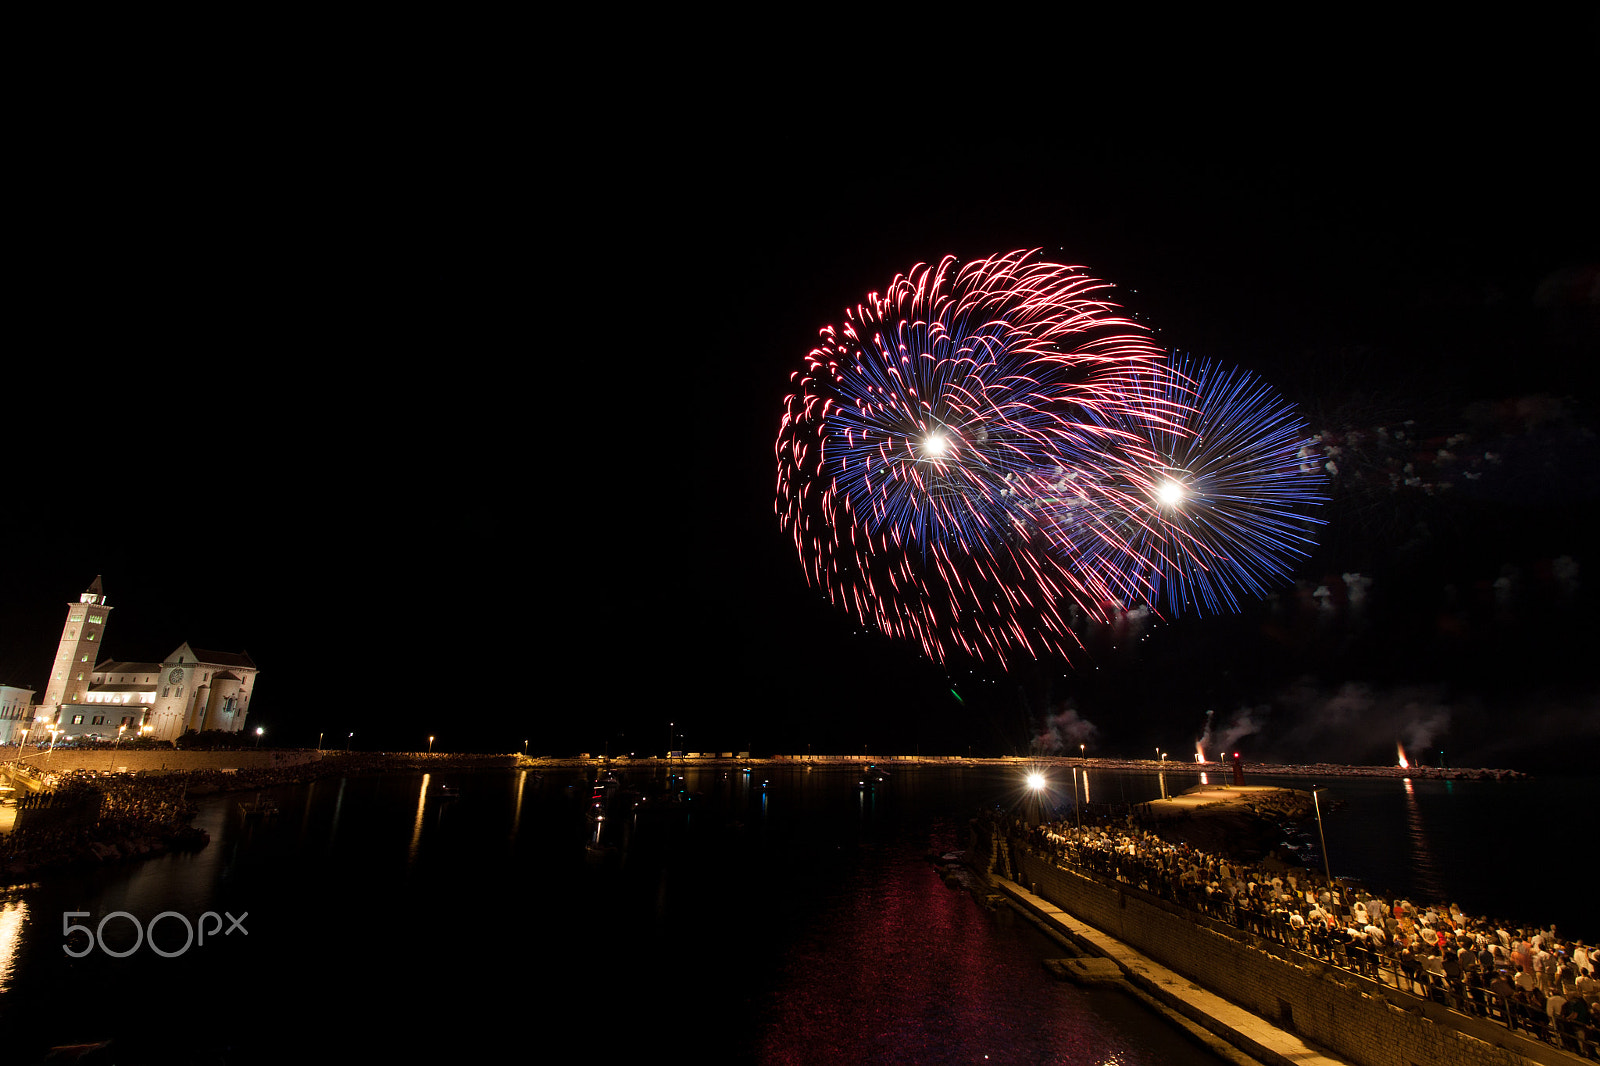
left=1042, top=760, right=1526, bottom=781
left=0, top=752, right=519, bottom=883
left=552, top=753, right=1527, bottom=781
left=2, top=822, right=212, bottom=882
left=1, top=777, right=210, bottom=884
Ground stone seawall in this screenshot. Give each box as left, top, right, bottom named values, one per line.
left=5, top=749, right=324, bottom=776
left=1012, top=850, right=1562, bottom=1066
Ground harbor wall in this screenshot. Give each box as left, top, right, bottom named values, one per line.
left=1012, top=849, right=1555, bottom=1066
left=4, top=749, right=324, bottom=778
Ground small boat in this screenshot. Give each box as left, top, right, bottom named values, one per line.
left=433, top=784, right=460, bottom=798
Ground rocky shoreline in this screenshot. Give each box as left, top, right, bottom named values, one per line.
left=0, top=753, right=519, bottom=884
left=2, top=823, right=213, bottom=883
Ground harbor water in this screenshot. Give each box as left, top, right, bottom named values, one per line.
left=0, top=764, right=1586, bottom=1063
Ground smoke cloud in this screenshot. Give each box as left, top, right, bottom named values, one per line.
left=1035, top=704, right=1099, bottom=753
left=1217, top=705, right=1269, bottom=753
left=1252, top=679, right=1455, bottom=765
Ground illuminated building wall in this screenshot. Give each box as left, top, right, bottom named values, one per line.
left=34, top=578, right=259, bottom=743
left=0, top=684, right=37, bottom=745
left=39, top=575, right=111, bottom=714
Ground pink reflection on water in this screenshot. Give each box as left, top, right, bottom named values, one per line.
left=757, top=840, right=1193, bottom=1064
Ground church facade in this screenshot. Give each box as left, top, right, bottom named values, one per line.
left=0, top=684, right=37, bottom=745
left=38, top=577, right=259, bottom=743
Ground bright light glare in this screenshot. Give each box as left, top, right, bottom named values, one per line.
left=1156, top=479, right=1185, bottom=506
left=922, top=432, right=948, bottom=458
left=1025, top=772, right=1046, bottom=791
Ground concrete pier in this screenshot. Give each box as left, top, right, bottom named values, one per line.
left=998, top=844, right=1580, bottom=1066
left=999, top=876, right=1351, bottom=1066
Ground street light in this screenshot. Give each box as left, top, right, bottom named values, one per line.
left=1312, top=787, right=1333, bottom=887
left=428, top=735, right=435, bottom=755
left=318, top=731, right=324, bottom=752
left=1026, top=771, right=1046, bottom=825
left=255, top=726, right=265, bottom=748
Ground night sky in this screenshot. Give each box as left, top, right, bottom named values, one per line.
left=5, top=39, right=1596, bottom=769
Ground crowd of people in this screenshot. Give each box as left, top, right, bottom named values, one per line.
left=1011, top=810, right=1598, bottom=1058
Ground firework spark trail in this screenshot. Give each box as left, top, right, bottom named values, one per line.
left=778, top=252, right=1329, bottom=668
left=776, top=251, right=1182, bottom=667
left=1061, top=353, right=1328, bottom=616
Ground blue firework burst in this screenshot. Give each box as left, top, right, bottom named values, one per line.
left=1079, top=353, right=1329, bottom=615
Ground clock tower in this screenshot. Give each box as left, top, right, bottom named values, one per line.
left=39, top=576, right=113, bottom=723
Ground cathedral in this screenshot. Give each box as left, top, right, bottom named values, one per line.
left=35, top=576, right=260, bottom=743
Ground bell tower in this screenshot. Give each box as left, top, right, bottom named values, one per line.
left=40, top=576, right=113, bottom=721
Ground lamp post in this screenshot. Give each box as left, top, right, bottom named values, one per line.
left=346, top=732, right=353, bottom=752
left=255, top=726, right=265, bottom=748
left=1312, top=787, right=1333, bottom=888
left=318, top=731, right=324, bottom=752
left=428, top=735, right=435, bottom=755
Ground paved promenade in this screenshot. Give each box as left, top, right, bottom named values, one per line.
left=996, top=876, right=1351, bottom=1066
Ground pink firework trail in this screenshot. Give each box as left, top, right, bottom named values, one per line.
left=775, top=250, right=1185, bottom=668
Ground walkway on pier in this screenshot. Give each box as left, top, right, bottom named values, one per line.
left=997, top=876, right=1351, bottom=1066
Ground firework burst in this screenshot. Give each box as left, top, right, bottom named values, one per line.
left=1072, top=353, right=1329, bottom=615
left=775, top=251, right=1180, bottom=667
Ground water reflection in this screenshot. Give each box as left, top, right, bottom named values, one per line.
left=0, top=765, right=1583, bottom=1063
left=1400, top=778, right=1445, bottom=901
left=509, top=770, right=526, bottom=843
left=0, top=896, right=26, bottom=993
left=114, top=795, right=230, bottom=918
left=327, top=776, right=347, bottom=853
left=299, top=779, right=318, bottom=841
left=409, top=773, right=430, bottom=863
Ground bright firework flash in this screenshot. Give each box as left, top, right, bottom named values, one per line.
left=776, top=251, right=1185, bottom=668
left=1051, top=353, right=1329, bottom=616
